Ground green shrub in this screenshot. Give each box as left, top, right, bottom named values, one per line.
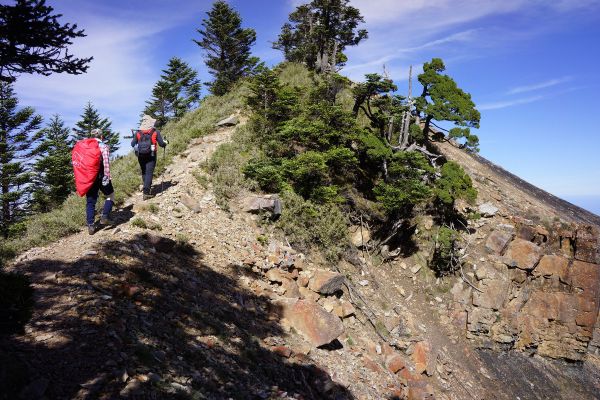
left=430, top=226, right=459, bottom=276
left=276, top=190, right=348, bottom=260
left=131, top=218, right=148, bottom=229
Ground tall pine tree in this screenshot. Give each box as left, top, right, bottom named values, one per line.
left=31, top=115, right=74, bottom=212
left=73, top=102, right=119, bottom=153
left=194, top=1, right=257, bottom=95
left=144, top=57, right=201, bottom=127
left=0, top=0, right=92, bottom=82
left=0, top=82, right=42, bottom=238
left=274, top=0, right=368, bottom=73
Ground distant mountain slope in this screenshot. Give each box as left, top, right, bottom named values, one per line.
left=433, top=139, right=600, bottom=228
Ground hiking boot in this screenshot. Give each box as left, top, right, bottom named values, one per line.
left=143, top=193, right=155, bottom=200
left=88, top=224, right=96, bottom=235
left=100, top=215, right=114, bottom=225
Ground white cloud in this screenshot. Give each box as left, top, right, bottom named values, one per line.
left=507, top=76, right=572, bottom=95
left=478, top=95, right=544, bottom=110
left=13, top=0, right=209, bottom=155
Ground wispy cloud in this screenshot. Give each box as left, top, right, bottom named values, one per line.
left=507, top=76, right=572, bottom=95
left=479, top=95, right=544, bottom=110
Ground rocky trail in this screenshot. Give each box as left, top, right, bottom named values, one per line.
left=2, top=121, right=600, bottom=400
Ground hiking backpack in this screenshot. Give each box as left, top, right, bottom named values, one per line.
left=136, top=128, right=157, bottom=155
left=72, top=138, right=101, bottom=197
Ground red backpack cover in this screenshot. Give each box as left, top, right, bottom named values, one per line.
left=72, top=138, right=101, bottom=196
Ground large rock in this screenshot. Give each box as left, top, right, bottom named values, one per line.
left=241, top=195, right=281, bottom=216
left=180, top=194, right=202, bottom=213
left=485, top=229, right=513, bottom=255
left=278, top=299, right=344, bottom=347
left=308, top=270, right=345, bottom=295
left=349, top=225, right=371, bottom=247
left=215, top=114, right=239, bottom=127
left=478, top=202, right=499, bottom=217
left=575, top=226, right=600, bottom=264
left=411, top=341, right=433, bottom=375
left=533, top=255, right=569, bottom=283
left=504, top=239, right=543, bottom=270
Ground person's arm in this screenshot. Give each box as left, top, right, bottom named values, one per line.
left=131, top=132, right=138, bottom=147
left=155, top=130, right=167, bottom=147
left=101, top=144, right=111, bottom=183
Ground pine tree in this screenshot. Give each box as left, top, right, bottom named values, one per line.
left=143, top=79, right=174, bottom=129
left=415, top=58, right=480, bottom=150
left=31, top=115, right=74, bottom=212
left=73, top=102, right=119, bottom=153
left=0, top=82, right=42, bottom=238
left=274, top=0, right=368, bottom=73
left=194, top=1, right=257, bottom=95
left=144, top=57, right=201, bottom=127
left=0, top=0, right=92, bottom=82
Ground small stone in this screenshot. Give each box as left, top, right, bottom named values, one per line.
left=479, top=202, right=499, bottom=217
left=358, top=279, right=369, bottom=286
left=271, top=346, right=292, bottom=358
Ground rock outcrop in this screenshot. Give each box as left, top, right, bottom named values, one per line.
left=453, top=220, right=600, bottom=360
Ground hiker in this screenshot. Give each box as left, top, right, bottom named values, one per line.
left=131, top=123, right=167, bottom=200
left=72, top=128, right=115, bottom=235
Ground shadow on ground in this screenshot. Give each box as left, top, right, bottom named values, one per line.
left=0, top=233, right=353, bottom=399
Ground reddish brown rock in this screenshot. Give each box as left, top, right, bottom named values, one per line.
left=333, top=299, right=356, bottom=318
left=385, top=354, right=406, bottom=373
left=407, top=378, right=435, bottom=400
left=280, top=300, right=344, bottom=347
left=297, top=275, right=309, bottom=287
left=308, top=270, right=345, bottom=294
left=362, top=356, right=383, bottom=373
left=575, top=226, right=600, bottom=264
left=271, top=346, right=292, bottom=358
left=298, top=287, right=320, bottom=302
left=534, top=255, right=569, bottom=283
left=266, top=269, right=290, bottom=283
left=411, top=341, right=431, bottom=375
left=282, top=278, right=301, bottom=299
left=570, top=260, right=600, bottom=293
left=485, top=230, right=513, bottom=255
left=504, top=239, right=543, bottom=270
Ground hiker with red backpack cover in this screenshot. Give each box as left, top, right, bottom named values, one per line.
left=131, top=123, right=167, bottom=200
left=72, top=128, right=115, bottom=235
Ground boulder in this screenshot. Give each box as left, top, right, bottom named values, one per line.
left=533, top=255, right=569, bottom=283
left=241, top=194, right=281, bottom=216
left=308, top=270, right=345, bottom=295
left=478, top=202, right=499, bottom=217
left=485, top=229, right=513, bottom=255
left=385, top=353, right=406, bottom=374
left=411, top=341, right=432, bottom=375
left=279, top=299, right=344, bottom=347
left=215, top=114, right=239, bottom=127
left=504, top=239, right=543, bottom=270
left=350, top=225, right=371, bottom=247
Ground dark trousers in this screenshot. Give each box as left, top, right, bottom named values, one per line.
left=138, top=155, right=156, bottom=195
left=86, top=179, right=114, bottom=225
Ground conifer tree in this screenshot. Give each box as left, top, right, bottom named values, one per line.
left=73, top=102, right=119, bottom=153
left=274, top=0, right=368, bottom=73
left=194, top=1, right=257, bottom=95
left=415, top=58, right=480, bottom=150
left=0, top=0, right=92, bottom=82
left=0, top=82, right=42, bottom=238
left=31, top=115, right=74, bottom=212
left=144, top=57, right=201, bottom=127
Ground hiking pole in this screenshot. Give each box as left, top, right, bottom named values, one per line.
left=161, top=136, right=167, bottom=193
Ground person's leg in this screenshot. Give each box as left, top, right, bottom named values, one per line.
left=143, top=157, right=156, bottom=195
left=100, top=181, right=115, bottom=222
left=86, top=181, right=100, bottom=227
left=138, top=156, right=149, bottom=194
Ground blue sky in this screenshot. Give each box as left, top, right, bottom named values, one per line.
left=12, top=0, right=600, bottom=215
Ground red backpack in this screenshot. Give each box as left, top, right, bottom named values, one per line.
left=136, top=128, right=157, bottom=155
left=72, top=138, right=101, bottom=196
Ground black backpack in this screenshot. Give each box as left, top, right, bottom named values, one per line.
left=136, top=128, right=155, bottom=155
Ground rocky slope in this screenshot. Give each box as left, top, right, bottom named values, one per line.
left=2, top=121, right=600, bottom=400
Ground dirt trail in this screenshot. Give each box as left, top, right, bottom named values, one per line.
left=1, top=123, right=351, bottom=399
